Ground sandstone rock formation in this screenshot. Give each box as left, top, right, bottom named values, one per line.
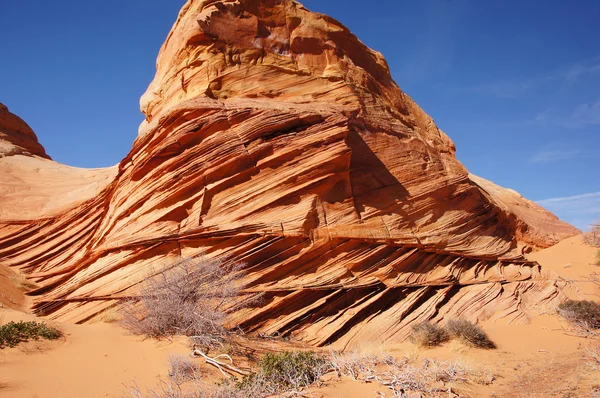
left=0, top=0, right=579, bottom=346
left=0, top=102, right=48, bottom=159
left=0, top=103, right=117, bottom=221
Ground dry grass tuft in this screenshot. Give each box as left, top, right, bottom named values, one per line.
left=9, top=271, right=39, bottom=291
left=409, top=322, right=450, bottom=347
left=446, top=319, right=496, bottom=349
left=120, top=255, right=244, bottom=349
left=129, top=349, right=495, bottom=397
left=558, top=300, right=600, bottom=331
left=329, top=351, right=494, bottom=396
left=168, top=355, right=202, bottom=384
left=585, top=221, right=600, bottom=248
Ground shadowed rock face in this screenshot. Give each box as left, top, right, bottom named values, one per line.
left=0, top=0, right=578, bottom=346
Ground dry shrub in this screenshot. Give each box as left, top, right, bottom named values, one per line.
left=328, top=351, right=494, bottom=396
left=131, top=350, right=495, bottom=398
left=130, top=351, right=328, bottom=398
left=9, top=271, right=39, bottom=291
left=236, top=351, right=329, bottom=395
left=586, top=346, right=600, bottom=370
left=328, top=350, right=385, bottom=381
left=168, top=355, right=201, bottom=384
left=409, top=322, right=450, bottom=347
left=120, top=255, right=244, bottom=348
left=585, top=221, right=600, bottom=248
left=446, top=319, right=496, bottom=349
left=558, top=300, right=600, bottom=330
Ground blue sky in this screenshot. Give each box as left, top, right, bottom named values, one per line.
left=1, top=0, right=598, bottom=230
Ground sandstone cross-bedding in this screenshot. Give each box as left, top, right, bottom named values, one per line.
left=0, top=0, right=578, bottom=346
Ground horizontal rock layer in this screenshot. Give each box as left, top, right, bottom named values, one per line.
left=0, top=0, right=578, bottom=345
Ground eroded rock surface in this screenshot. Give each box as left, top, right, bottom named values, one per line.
left=0, top=103, right=117, bottom=220
left=0, top=102, right=49, bottom=159
left=0, top=0, right=578, bottom=346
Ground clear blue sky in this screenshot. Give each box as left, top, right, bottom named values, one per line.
left=1, top=0, right=598, bottom=230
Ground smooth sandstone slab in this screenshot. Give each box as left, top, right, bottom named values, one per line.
left=0, top=0, right=578, bottom=346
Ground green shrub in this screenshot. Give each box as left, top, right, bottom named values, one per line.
left=558, top=300, right=600, bottom=329
left=446, top=319, right=496, bottom=349
left=409, top=322, right=450, bottom=347
left=0, top=321, right=62, bottom=349
left=237, top=351, right=328, bottom=393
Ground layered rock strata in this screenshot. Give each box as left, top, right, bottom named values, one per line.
left=0, top=0, right=578, bottom=346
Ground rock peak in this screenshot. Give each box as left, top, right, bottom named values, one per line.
left=0, top=102, right=50, bottom=159
left=139, top=0, right=441, bottom=147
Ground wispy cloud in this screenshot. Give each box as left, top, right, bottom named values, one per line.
left=470, top=81, right=534, bottom=99
left=532, top=99, right=600, bottom=129
left=530, top=148, right=588, bottom=163
left=538, top=191, right=600, bottom=207
left=530, top=143, right=599, bottom=163
left=468, top=59, right=600, bottom=99
left=561, top=61, right=600, bottom=83
left=537, top=191, right=600, bottom=230
left=568, top=99, right=600, bottom=127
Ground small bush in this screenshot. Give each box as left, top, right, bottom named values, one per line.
left=0, top=321, right=62, bottom=349
left=595, top=249, right=600, bottom=266
left=409, top=322, right=450, bottom=347
left=446, top=319, right=496, bottom=349
left=585, top=221, right=600, bottom=248
left=168, top=355, right=201, bottom=384
left=558, top=300, right=600, bottom=329
left=120, top=255, right=244, bottom=348
left=237, top=351, right=328, bottom=394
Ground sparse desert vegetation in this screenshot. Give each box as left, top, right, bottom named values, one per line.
left=558, top=299, right=600, bottom=331
left=585, top=221, right=600, bottom=247
left=585, top=221, right=600, bottom=266
left=587, top=220, right=600, bottom=265
left=0, top=320, right=62, bottom=349
left=446, top=319, right=497, bottom=349
left=409, top=321, right=450, bottom=347
left=408, top=319, right=496, bottom=350
left=130, top=350, right=495, bottom=398
left=120, top=255, right=244, bottom=349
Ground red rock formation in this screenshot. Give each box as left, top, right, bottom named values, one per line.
left=470, top=174, right=580, bottom=251
left=0, top=103, right=117, bottom=221
left=0, top=0, right=578, bottom=346
left=0, top=102, right=49, bottom=159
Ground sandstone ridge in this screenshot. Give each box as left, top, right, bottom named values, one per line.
left=0, top=0, right=579, bottom=346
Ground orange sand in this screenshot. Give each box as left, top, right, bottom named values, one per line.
left=1, top=235, right=599, bottom=397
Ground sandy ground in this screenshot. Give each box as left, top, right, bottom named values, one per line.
left=0, top=310, right=191, bottom=398
left=1, top=236, right=599, bottom=397
left=0, top=264, right=27, bottom=311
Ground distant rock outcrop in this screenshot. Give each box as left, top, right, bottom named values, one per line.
left=0, top=0, right=579, bottom=346
left=0, top=102, right=49, bottom=159
left=0, top=103, right=117, bottom=221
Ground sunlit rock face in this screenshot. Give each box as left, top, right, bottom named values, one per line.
left=0, top=0, right=578, bottom=346
left=0, top=102, right=48, bottom=158
left=0, top=103, right=117, bottom=221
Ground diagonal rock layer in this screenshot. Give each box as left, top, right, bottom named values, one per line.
left=0, top=0, right=578, bottom=346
